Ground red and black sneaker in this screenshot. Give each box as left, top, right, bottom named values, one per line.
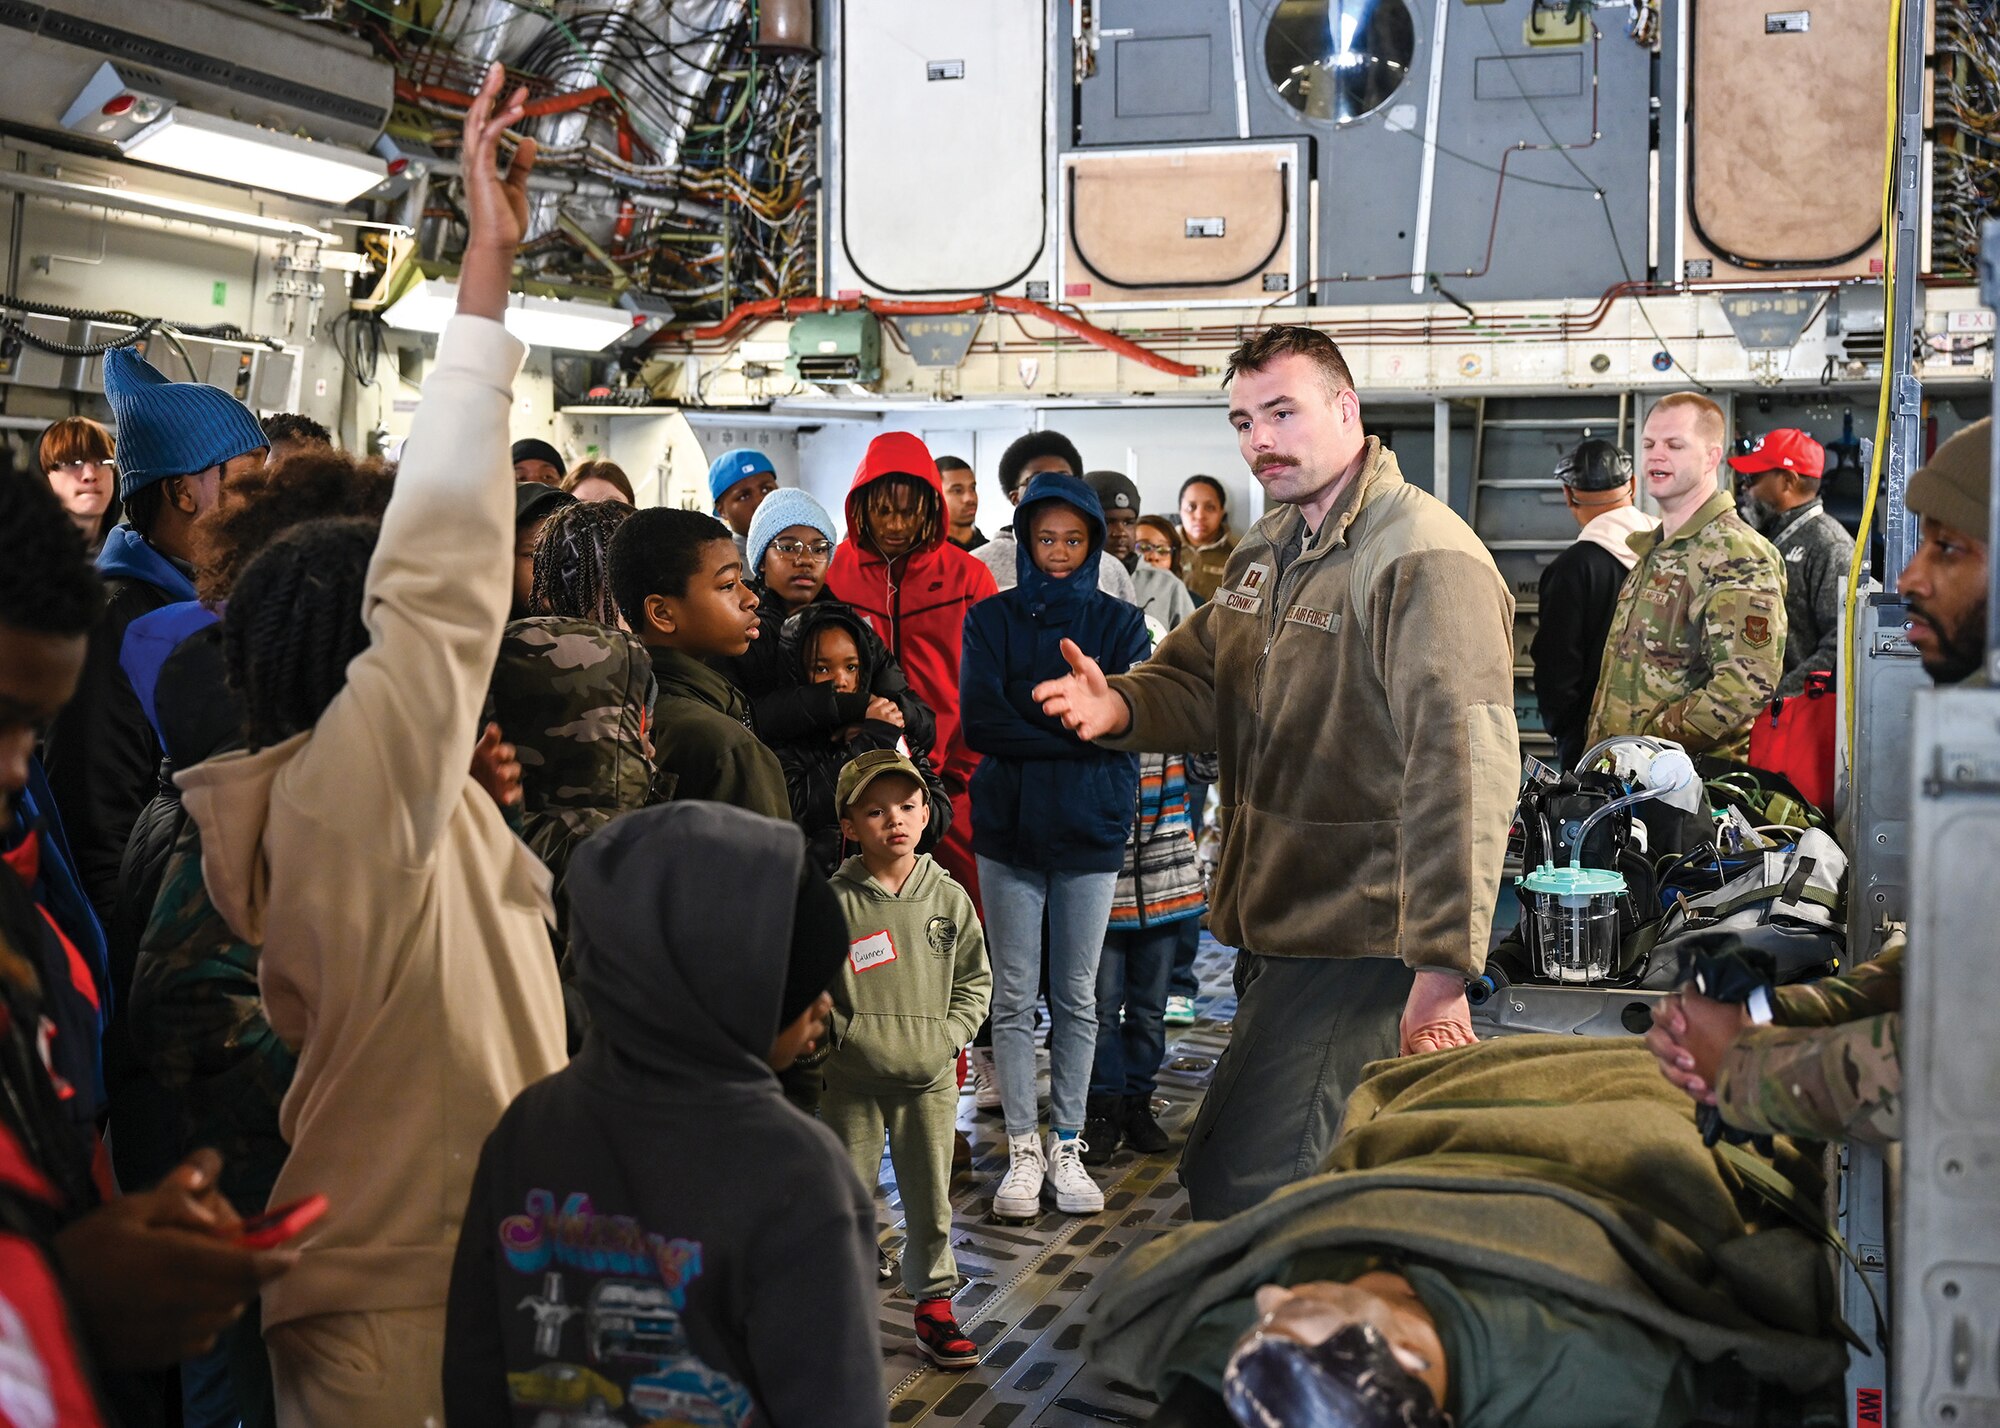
left=914, top=1297, right=980, bottom=1370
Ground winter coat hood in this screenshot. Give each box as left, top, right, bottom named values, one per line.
left=493, top=617, right=655, bottom=822
left=841, top=432, right=946, bottom=564
left=96, top=524, right=198, bottom=603
left=1577, top=504, right=1658, bottom=572
left=779, top=602, right=883, bottom=688
left=1010, top=471, right=1107, bottom=615
left=566, top=801, right=807, bottom=1086
left=119, top=601, right=221, bottom=749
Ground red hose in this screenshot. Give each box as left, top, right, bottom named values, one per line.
left=395, top=79, right=613, bottom=119
left=679, top=296, right=1203, bottom=379
left=613, top=120, right=638, bottom=245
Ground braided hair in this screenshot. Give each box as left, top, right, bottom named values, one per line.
left=531, top=498, right=635, bottom=625
left=222, top=517, right=379, bottom=750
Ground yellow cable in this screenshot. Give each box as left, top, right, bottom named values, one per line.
left=1842, top=0, right=1904, bottom=756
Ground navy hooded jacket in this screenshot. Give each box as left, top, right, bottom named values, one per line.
left=961, top=473, right=1148, bottom=873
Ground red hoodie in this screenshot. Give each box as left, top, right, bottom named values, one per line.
left=825, top=433, right=998, bottom=789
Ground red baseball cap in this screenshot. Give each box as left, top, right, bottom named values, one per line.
left=1728, top=428, right=1825, bottom=479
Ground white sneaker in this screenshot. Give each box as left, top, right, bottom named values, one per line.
left=1163, top=995, right=1198, bottom=1027
left=992, top=1132, right=1045, bottom=1219
left=969, top=1046, right=1002, bottom=1111
left=1044, top=1133, right=1105, bottom=1214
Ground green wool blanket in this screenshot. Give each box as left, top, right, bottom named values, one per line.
left=1087, top=1035, right=1847, bottom=1394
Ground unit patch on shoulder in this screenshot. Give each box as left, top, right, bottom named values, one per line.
left=1284, top=603, right=1339, bottom=633
left=926, top=916, right=958, bottom=955
left=1744, top=615, right=1772, bottom=648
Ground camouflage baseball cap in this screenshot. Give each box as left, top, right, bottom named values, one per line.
left=836, top=748, right=926, bottom=810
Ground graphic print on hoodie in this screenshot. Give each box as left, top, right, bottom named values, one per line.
left=444, top=802, right=887, bottom=1428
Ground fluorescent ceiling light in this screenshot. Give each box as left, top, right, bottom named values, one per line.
left=382, top=276, right=633, bottom=352
left=124, top=108, right=387, bottom=205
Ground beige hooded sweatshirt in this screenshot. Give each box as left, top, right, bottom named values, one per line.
left=178, top=316, right=567, bottom=1329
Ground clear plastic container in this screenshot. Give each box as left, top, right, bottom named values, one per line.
left=1517, top=864, right=1627, bottom=983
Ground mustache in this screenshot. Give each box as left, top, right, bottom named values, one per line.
left=1253, top=456, right=1298, bottom=473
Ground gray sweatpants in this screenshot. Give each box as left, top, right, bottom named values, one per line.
left=1179, top=952, right=1413, bottom=1222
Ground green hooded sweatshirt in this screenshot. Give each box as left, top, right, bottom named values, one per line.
left=825, top=853, right=990, bottom=1095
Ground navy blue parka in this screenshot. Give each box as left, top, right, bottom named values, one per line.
left=960, top=473, right=1148, bottom=873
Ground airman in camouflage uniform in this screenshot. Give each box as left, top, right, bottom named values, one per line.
left=1713, top=934, right=1903, bottom=1145
left=1586, top=488, right=1787, bottom=760
left=489, top=616, right=658, bottom=947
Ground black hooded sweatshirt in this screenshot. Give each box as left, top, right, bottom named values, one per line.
left=773, top=603, right=952, bottom=876
left=443, top=802, right=886, bottom=1428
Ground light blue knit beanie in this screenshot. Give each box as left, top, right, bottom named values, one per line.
left=104, top=346, right=270, bottom=498
left=744, top=487, right=838, bottom=578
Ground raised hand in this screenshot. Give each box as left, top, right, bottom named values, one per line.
left=457, top=61, right=536, bottom=321
left=1031, top=637, right=1131, bottom=741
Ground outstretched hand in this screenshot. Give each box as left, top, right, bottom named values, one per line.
left=1032, top=638, right=1131, bottom=741
left=457, top=62, right=536, bottom=321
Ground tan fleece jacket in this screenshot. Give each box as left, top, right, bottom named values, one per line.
left=1106, top=440, right=1519, bottom=974
left=178, top=316, right=567, bottom=1328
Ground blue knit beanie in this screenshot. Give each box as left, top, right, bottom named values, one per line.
left=745, top=487, right=838, bottom=578
left=707, top=447, right=776, bottom=507
left=103, top=346, right=270, bottom=499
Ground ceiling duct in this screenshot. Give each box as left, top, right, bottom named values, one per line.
left=0, top=0, right=393, bottom=178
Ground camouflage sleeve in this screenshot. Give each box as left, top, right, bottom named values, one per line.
left=1771, top=934, right=1905, bottom=1028
left=1713, top=1012, right=1901, bottom=1145
left=129, top=816, right=298, bottom=1104
left=1652, top=560, right=1786, bottom=754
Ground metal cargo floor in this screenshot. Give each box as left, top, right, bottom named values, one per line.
left=868, top=935, right=1239, bottom=1425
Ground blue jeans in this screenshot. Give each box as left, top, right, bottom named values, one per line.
left=978, top=858, right=1116, bottom=1137
left=1168, top=912, right=1202, bottom=1000
left=1091, top=920, right=1183, bottom=1099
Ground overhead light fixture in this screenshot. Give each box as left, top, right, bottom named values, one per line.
left=381, top=275, right=635, bottom=352
left=121, top=107, right=388, bottom=205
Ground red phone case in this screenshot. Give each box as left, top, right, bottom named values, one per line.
left=235, top=1193, right=328, bottom=1249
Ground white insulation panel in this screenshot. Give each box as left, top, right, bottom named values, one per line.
left=836, top=1, right=1048, bottom=293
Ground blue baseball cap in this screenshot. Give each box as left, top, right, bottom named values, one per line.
left=708, top=447, right=776, bottom=507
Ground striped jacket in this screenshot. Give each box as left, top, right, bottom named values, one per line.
left=1110, top=753, right=1207, bottom=930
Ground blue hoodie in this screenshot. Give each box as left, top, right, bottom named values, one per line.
left=961, top=473, right=1149, bottom=872
left=95, top=524, right=198, bottom=603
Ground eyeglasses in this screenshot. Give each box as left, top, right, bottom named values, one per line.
left=770, top=537, right=834, bottom=561
left=1134, top=540, right=1174, bottom=556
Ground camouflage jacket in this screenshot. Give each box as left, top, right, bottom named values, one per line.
left=1714, top=933, right=1903, bottom=1145
left=1586, top=490, right=1787, bottom=759
left=128, top=816, right=295, bottom=1212
left=490, top=618, right=658, bottom=946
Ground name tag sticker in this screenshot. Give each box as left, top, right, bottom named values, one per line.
left=849, top=930, right=897, bottom=974
left=1284, top=603, right=1339, bottom=633
left=1218, top=588, right=1263, bottom=614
